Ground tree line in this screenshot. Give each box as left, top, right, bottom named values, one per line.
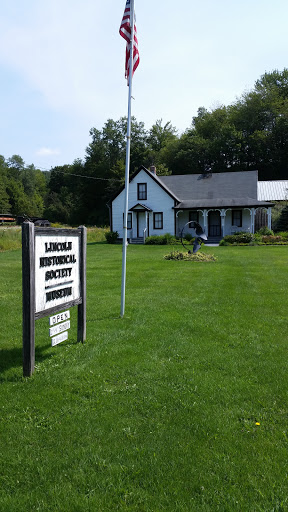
left=1, top=69, right=288, bottom=226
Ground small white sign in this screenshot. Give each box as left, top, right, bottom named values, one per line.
left=51, top=331, right=68, bottom=347
left=49, top=320, right=70, bottom=338
left=49, top=310, right=70, bottom=326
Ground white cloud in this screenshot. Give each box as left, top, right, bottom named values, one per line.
left=36, top=147, right=60, bottom=156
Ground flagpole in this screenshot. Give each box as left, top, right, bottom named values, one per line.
left=120, top=0, right=135, bottom=318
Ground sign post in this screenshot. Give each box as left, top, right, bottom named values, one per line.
left=22, top=222, right=87, bottom=377
left=22, top=221, right=35, bottom=377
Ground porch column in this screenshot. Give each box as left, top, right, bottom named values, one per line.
left=250, top=208, right=255, bottom=234
left=176, top=210, right=183, bottom=237
left=220, top=209, right=226, bottom=237
left=267, top=207, right=272, bottom=230
left=144, top=211, right=148, bottom=243
left=203, top=209, right=208, bottom=236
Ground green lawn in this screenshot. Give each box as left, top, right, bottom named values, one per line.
left=0, top=244, right=287, bottom=511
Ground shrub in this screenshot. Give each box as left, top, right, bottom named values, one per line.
left=220, top=232, right=253, bottom=245
left=276, top=231, right=288, bottom=241
left=105, top=231, right=119, bottom=244
left=184, top=233, right=193, bottom=242
left=145, top=235, right=166, bottom=245
left=163, top=233, right=177, bottom=244
left=145, top=234, right=177, bottom=245
left=235, top=232, right=254, bottom=243
left=219, top=231, right=288, bottom=246
left=261, top=235, right=283, bottom=244
left=256, top=227, right=274, bottom=236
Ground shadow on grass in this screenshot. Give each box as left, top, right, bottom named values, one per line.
left=0, top=346, right=52, bottom=382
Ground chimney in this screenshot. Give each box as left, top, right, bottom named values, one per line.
left=150, top=165, right=156, bottom=175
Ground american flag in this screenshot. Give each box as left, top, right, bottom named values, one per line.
left=119, top=0, right=140, bottom=85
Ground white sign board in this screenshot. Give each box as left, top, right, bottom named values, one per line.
left=51, top=331, right=68, bottom=347
left=49, top=320, right=70, bottom=338
left=35, top=236, right=80, bottom=313
left=49, top=310, right=70, bottom=326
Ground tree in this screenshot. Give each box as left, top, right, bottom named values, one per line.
left=0, top=156, right=10, bottom=212
left=275, top=204, right=288, bottom=231
left=6, top=180, right=30, bottom=216
left=83, top=117, right=149, bottom=224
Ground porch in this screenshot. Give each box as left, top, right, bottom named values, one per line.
left=176, top=206, right=273, bottom=241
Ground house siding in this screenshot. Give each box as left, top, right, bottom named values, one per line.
left=112, top=169, right=175, bottom=238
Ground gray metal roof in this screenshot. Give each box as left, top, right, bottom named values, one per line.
left=159, top=171, right=258, bottom=200
left=258, top=181, right=288, bottom=201
left=158, top=171, right=273, bottom=208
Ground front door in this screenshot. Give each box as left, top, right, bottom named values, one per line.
left=208, top=211, right=221, bottom=237
left=137, top=212, right=147, bottom=237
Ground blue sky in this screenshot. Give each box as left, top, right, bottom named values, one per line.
left=0, top=0, right=288, bottom=170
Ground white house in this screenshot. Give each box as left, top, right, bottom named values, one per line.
left=108, top=166, right=275, bottom=242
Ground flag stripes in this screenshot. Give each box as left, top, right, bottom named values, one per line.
left=119, top=0, right=140, bottom=84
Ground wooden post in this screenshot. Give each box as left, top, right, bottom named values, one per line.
left=77, top=226, right=87, bottom=343
left=22, top=222, right=35, bottom=377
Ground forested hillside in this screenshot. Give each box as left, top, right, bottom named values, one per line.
left=1, top=69, right=288, bottom=226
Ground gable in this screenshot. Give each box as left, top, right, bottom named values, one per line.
left=110, top=165, right=180, bottom=204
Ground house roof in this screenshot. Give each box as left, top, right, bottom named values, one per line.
left=258, top=180, right=288, bottom=201
left=110, top=167, right=274, bottom=209
left=158, top=170, right=273, bottom=209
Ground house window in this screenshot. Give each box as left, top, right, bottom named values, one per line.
left=189, top=211, right=199, bottom=226
left=138, top=183, right=147, bottom=200
left=232, top=210, right=242, bottom=227
left=123, top=212, right=132, bottom=230
left=153, top=212, right=163, bottom=230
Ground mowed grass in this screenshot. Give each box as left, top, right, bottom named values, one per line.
left=0, top=244, right=287, bottom=511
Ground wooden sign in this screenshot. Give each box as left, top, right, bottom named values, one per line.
left=35, top=236, right=80, bottom=314
left=22, top=223, right=86, bottom=377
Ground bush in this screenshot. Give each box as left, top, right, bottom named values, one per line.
left=277, top=231, right=288, bottom=240
left=145, top=235, right=166, bottom=245
left=105, top=231, right=119, bottom=244
left=261, top=235, right=283, bottom=244
left=256, top=227, right=274, bottom=236
left=163, top=233, right=177, bottom=244
left=145, top=233, right=177, bottom=245
left=235, top=232, right=254, bottom=243
left=184, top=233, right=193, bottom=242
left=220, top=232, right=253, bottom=245
left=219, top=230, right=288, bottom=246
